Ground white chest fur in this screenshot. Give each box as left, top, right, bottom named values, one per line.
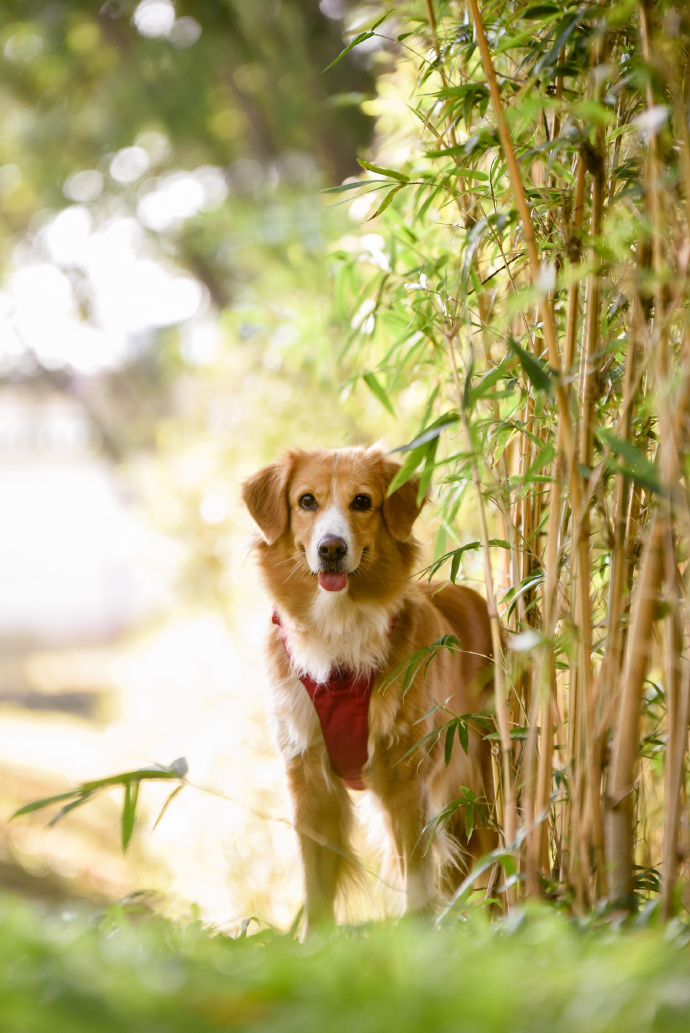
left=268, top=590, right=399, bottom=762
left=280, top=589, right=395, bottom=684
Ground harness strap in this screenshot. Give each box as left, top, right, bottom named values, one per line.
left=272, top=608, right=396, bottom=791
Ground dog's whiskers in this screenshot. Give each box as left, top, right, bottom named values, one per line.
left=279, top=552, right=311, bottom=585
left=275, top=552, right=304, bottom=569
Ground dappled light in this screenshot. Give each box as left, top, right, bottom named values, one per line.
left=0, top=0, right=385, bottom=928
left=2, top=0, right=690, bottom=1027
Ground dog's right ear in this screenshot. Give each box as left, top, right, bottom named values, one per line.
left=380, top=457, right=426, bottom=541
left=242, top=458, right=292, bottom=545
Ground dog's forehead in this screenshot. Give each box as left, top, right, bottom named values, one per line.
left=290, top=448, right=383, bottom=499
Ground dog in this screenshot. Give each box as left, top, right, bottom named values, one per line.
left=242, top=445, right=495, bottom=931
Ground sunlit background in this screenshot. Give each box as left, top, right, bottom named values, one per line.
left=0, top=0, right=421, bottom=930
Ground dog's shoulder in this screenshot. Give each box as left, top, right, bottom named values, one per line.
left=388, top=581, right=493, bottom=701
left=415, top=581, right=492, bottom=651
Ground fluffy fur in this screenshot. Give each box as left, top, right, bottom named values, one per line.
left=242, top=446, right=495, bottom=932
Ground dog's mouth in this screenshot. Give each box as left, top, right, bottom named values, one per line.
left=317, top=571, right=348, bottom=592
left=307, top=549, right=366, bottom=593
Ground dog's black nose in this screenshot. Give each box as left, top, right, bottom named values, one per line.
left=318, top=536, right=348, bottom=560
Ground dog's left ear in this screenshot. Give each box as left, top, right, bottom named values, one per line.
left=242, top=457, right=293, bottom=545
left=381, top=459, right=426, bottom=541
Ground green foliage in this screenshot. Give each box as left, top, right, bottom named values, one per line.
left=325, top=0, right=690, bottom=914
left=2, top=897, right=690, bottom=1033
left=11, top=760, right=188, bottom=854
left=5, top=0, right=690, bottom=927
left=0, top=0, right=373, bottom=226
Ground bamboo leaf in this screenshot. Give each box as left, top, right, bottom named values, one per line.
left=79, top=765, right=182, bottom=793
left=485, top=727, right=530, bottom=741
left=420, top=539, right=511, bottom=581
left=445, top=725, right=456, bottom=767
left=362, top=372, right=395, bottom=415
left=152, top=785, right=185, bottom=833
left=519, top=3, right=564, bottom=20
left=392, top=412, right=459, bottom=453
left=465, top=801, right=475, bottom=841
left=387, top=446, right=427, bottom=494
left=11, top=790, right=81, bottom=819
left=424, top=144, right=467, bottom=158
left=47, top=792, right=97, bottom=828
left=524, top=443, right=556, bottom=480
left=122, top=782, right=139, bottom=852
left=323, top=31, right=374, bottom=72
left=323, top=15, right=391, bottom=72
left=469, top=354, right=515, bottom=402
left=598, top=429, right=662, bottom=494
left=534, top=10, right=582, bottom=74
left=366, top=185, right=404, bottom=220
left=416, top=438, right=439, bottom=503
left=469, top=265, right=483, bottom=296
left=321, top=181, right=371, bottom=195
left=508, top=337, right=554, bottom=394
left=358, top=159, right=409, bottom=184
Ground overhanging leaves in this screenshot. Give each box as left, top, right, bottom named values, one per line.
left=392, top=412, right=460, bottom=454
left=508, top=336, right=554, bottom=394
left=11, top=760, right=189, bottom=854
left=362, top=371, right=395, bottom=415
left=323, top=12, right=390, bottom=72
left=598, top=428, right=662, bottom=494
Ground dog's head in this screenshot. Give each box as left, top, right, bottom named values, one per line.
left=242, top=447, right=424, bottom=606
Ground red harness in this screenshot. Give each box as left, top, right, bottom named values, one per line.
left=272, top=609, right=395, bottom=791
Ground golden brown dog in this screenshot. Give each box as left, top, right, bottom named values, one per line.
left=242, top=445, right=495, bottom=931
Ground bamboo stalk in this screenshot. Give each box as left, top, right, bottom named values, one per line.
left=660, top=7, right=690, bottom=922
left=607, top=359, right=690, bottom=902
left=572, top=152, right=606, bottom=903
left=639, top=0, right=666, bottom=368
left=606, top=514, right=664, bottom=903
left=446, top=331, right=518, bottom=902
left=465, top=0, right=574, bottom=903
left=660, top=533, right=688, bottom=919
left=604, top=0, right=686, bottom=910
left=565, top=159, right=586, bottom=372
left=466, top=0, right=577, bottom=476
left=535, top=430, right=568, bottom=880
left=596, top=291, right=640, bottom=749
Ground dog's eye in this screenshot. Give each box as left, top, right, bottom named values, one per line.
left=352, top=494, right=371, bottom=511
left=299, top=493, right=318, bottom=510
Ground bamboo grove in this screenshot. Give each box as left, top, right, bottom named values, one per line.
left=332, top=0, right=690, bottom=915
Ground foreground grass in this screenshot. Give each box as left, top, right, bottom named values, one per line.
left=2, top=895, right=690, bottom=1033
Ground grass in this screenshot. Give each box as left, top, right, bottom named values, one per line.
left=2, top=894, right=690, bottom=1033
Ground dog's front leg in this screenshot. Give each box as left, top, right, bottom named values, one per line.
left=286, top=747, right=355, bottom=934
left=371, top=771, right=436, bottom=914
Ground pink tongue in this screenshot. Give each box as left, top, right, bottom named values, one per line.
left=318, top=571, right=348, bottom=592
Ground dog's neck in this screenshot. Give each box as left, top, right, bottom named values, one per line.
left=275, top=589, right=401, bottom=684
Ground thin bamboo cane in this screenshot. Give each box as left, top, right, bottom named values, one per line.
left=466, top=0, right=577, bottom=476
left=467, top=0, right=612, bottom=898
left=659, top=24, right=690, bottom=922
left=552, top=159, right=585, bottom=890
left=465, top=0, right=572, bottom=901
left=535, top=430, right=568, bottom=881
left=660, top=531, right=688, bottom=919
left=446, top=332, right=518, bottom=903
left=570, top=11, right=612, bottom=902
left=565, top=159, right=586, bottom=371
left=605, top=0, right=682, bottom=908
left=573, top=121, right=607, bottom=901
left=607, top=359, right=690, bottom=901
left=606, top=513, right=664, bottom=902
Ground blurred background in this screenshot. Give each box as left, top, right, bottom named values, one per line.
left=0, top=0, right=416, bottom=930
